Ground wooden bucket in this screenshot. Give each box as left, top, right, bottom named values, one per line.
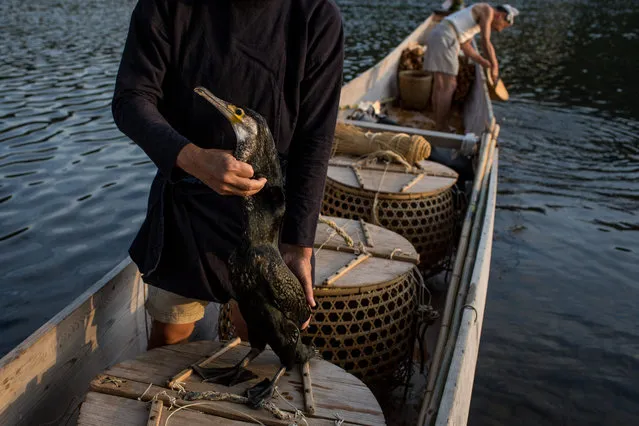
left=322, top=155, right=458, bottom=271
left=399, top=70, right=433, bottom=110
left=219, top=217, right=421, bottom=386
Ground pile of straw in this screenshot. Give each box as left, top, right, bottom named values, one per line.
left=399, top=42, right=425, bottom=72
left=332, top=122, right=431, bottom=165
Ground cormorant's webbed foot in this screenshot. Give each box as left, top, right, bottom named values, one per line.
left=193, top=347, right=262, bottom=387
left=193, top=364, right=257, bottom=386
left=246, top=365, right=286, bottom=408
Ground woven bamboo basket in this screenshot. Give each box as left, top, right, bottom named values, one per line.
left=322, top=156, right=458, bottom=270
left=321, top=155, right=459, bottom=271
left=218, top=217, right=422, bottom=386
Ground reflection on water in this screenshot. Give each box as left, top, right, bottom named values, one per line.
left=0, top=0, right=151, bottom=355
left=0, top=0, right=638, bottom=424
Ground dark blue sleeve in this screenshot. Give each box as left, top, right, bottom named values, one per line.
left=111, top=0, right=190, bottom=179
left=281, top=1, right=344, bottom=247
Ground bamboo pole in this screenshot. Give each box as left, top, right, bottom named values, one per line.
left=422, top=127, right=498, bottom=424
left=147, top=400, right=163, bottom=426
left=322, top=253, right=372, bottom=286
left=300, top=361, right=316, bottom=415
left=417, top=129, right=497, bottom=425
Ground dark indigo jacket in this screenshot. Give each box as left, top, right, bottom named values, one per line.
left=112, top=0, right=344, bottom=301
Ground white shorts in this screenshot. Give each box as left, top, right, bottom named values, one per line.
left=423, top=22, right=460, bottom=76
left=146, top=286, right=209, bottom=324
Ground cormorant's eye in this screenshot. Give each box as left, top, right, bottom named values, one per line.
left=235, top=108, right=244, bottom=117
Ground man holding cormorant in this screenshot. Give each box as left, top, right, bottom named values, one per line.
left=112, top=0, right=344, bottom=349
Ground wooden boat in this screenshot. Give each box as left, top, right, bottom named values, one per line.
left=0, top=4, right=498, bottom=425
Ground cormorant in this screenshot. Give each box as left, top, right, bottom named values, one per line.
left=191, top=87, right=314, bottom=406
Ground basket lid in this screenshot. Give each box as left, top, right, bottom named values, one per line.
left=327, top=155, right=458, bottom=195
left=313, top=217, right=418, bottom=290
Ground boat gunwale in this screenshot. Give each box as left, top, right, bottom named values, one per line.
left=0, top=257, right=133, bottom=367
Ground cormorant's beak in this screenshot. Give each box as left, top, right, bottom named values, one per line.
left=194, top=86, right=245, bottom=125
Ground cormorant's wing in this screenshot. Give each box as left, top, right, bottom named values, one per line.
left=251, top=246, right=310, bottom=327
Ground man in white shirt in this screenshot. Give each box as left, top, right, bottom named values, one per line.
left=424, top=3, right=519, bottom=130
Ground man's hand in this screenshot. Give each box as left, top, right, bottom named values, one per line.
left=478, top=57, right=492, bottom=69
left=176, top=143, right=266, bottom=196
left=490, top=66, right=499, bottom=85
left=280, top=244, right=316, bottom=330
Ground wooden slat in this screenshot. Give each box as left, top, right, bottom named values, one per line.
left=0, top=259, right=147, bottom=426
left=78, top=392, right=253, bottom=426
left=99, top=342, right=385, bottom=426
left=148, top=400, right=163, bottom=426
left=322, top=253, right=372, bottom=286
left=359, top=219, right=374, bottom=247
left=301, top=362, right=316, bottom=415
left=351, top=166, right=365, bottom=188
left=401, top=173, right=424, bottom=192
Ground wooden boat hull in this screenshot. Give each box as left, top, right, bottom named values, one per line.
left=0, top=260, right=147, bottom=425
left=0, top=9, right=498, bottom=426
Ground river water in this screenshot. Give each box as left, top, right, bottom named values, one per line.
left=1, top=0, right=638, bottom=424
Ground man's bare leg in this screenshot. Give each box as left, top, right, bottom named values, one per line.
left=432, top=72, right=457, bottom=131
left=148, top=320, right=195, bottom=350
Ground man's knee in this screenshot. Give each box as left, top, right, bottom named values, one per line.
left=145, top=286, right=208, bottom=349
left=148, top=321, right=195, bottom=349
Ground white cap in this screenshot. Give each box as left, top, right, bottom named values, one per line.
left=497, top=4, right=520, bottom=24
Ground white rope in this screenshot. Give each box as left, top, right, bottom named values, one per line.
left=371, top=162, right=390, bottom=225
left=315, top=219, right=357, bottom=257
left=389, top=248, right=402, bottom=259
left=164, top=402, right=266, bottom=426
left=137, top=383, right=153, bottom=401
left=274, top=387, right=309, bottom=426
left=170, top=381, right=187, bottom=394
left=314, top=229, right=338, bottom=257
left=150, top=390, right=179, bottom=414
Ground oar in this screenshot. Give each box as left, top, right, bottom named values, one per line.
left=486, top=70, right=509, bottom=101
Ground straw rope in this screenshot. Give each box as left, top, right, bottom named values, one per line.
left=318, top=215, right=355, bottom=247
left=355, top=150, right=412, bottom=171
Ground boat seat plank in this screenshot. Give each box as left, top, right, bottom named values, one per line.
left=88, top=342, right=385, bottom=426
